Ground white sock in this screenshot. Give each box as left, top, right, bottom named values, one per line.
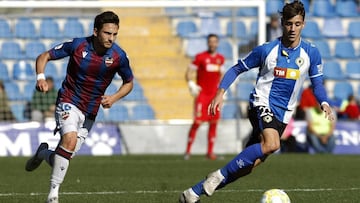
left=48, top=152, right=71, bottom=199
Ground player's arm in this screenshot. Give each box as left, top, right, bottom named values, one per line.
left=101, top=80, right=133, bottom=109
left=35, top=51, right=52, bottom=92
left=185, top=64, right=201, bottom=96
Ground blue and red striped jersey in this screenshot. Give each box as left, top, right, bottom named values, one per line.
left=48, top=36, right=133, bottom=119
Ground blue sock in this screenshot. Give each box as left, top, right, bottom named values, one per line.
left=191, top=180, right=205, bottom=196
left=220, top=143, right=264, bottom=178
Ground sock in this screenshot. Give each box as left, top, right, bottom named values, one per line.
left=191, top=180, right=205, bottom=196
left=48, top=146, right=72, bottom=199
left=185, top=122, right=200, bottom=154
left=38, top=149, right=55, bottom=167
left=207, top=122, right=217, bottom=155
left=220, top=143, right=264, bottom=180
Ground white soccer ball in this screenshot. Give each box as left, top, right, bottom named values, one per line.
left=260, top=189, right=291, bottom=203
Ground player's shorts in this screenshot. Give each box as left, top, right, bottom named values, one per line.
left=55, top=102, right=94, bottom=137
left=246, top=105, right=287, bottom=147
left=194, top=93, right=219, bottom=121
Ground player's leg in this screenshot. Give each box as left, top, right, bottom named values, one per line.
left=185, top=97, right=204, bottom=158
left=206, top=120, right=218, bottom=160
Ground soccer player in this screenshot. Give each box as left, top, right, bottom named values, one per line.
left=179, top=1, right=334, bottom=202
left=185, top=34, right=225, bottom=160
left=25, top=11, right=133, bottom=203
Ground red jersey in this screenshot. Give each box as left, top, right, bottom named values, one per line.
left=190, top=51, right=225, bottom=96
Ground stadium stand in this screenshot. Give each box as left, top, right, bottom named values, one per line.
left=345, top=61, right=360, bottom=80
left=63, top=18, right=84, bottom=38
left=12, top=61, right=34, bottom=81
left=265, top=0, right=283, bottom=16
left=4, top=82, right=22, bottom=101
left=131, top=104, right=155, bottom=120
left=24, top=41, right=46, bottom=59
left=302, top=21, right=322, bottom=39
left=217, top=39, right=233, bottom=59
left=226, top=21, right=248, bottom=39
left=313, top=40, right=332, bottom=59
left=10, top=103, right=26, bottom=122
left=236, top=82, right=254, bottom=101
left=0, top=62, right=11, bottom=81
left=335, top=0, right=359, bottom=17
left=221, top=102, right=241, bottom=119
left=322, top=17, right=346, bottom=38
left=348, top=21, right=360, bottom=38
left=312, top=0, right=336, bottom=17
left=333, top=81, right=354, bottom=101
left=0, top=18, right=12, bottom=38
left=0, top=41, right=23, bottom=60
left=176, top=20, right=198, bottom=38
left=39, top=18, right=62, bottom=39
left=334, top=40, right=357, bottom=59
left=14, top=17, right=38, bottom=39
left=322, top=61, right=346, bottom=80
left=107, top=104, right=129, bottom=122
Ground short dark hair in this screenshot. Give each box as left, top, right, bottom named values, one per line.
left=207, top=33, right=219, bottom=41
left=94, top=11, right=120, bottom=31
left=280, top=0, right=305, bottom=21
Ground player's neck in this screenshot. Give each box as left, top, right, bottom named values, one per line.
left=208, top=50, right=217, bottom=55
left=281, top=37, right=300, bottom=49
left=93, top=40, right=107, bottom=56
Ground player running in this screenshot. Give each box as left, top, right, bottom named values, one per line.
left=185, top=34, right=225, bottom=160
left=179, top=1, right=334, bottom=202
left=25, top=11, right=134, bottom=203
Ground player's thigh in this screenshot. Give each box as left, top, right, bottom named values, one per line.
left=55, top=102, right=85, bottom=139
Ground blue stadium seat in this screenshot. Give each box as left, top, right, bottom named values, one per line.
left=164, top=7, right=188, bottom=17
left=302, top=21, right=322, bottom=39
left=312, top=0, right=335, bottom=17
left=4, top=82, right=22, bottom=100
left=236, top=82, right=254, bottom=101
left=14, top=17, right=38, bottom=39
left=96, top=107, right=106, bottom=122
left=104, top=83, right=118, bottom=95
left=334, top=40, right=357, bottom=59
left=0, top=62, right=10, bottom=81
left=199, top=17, right=222, bottom=36
left=313, top=40, right=332, bottom=59
left=345, top=61, right=360, bottom=79
left=217, top=39, right=233, bottom=59
left=0, top=41, right=23, bottom=59
left=322, top=17, right=346, bottom=38
left=40, top=17, right=62, bottom=39
left=25, top=41, right=46, bottom=59
left=44, top=62, right=59, bottom=79
left=10, top=103, right=26, bottom=122
left=132, top=104, right=155, bottom=120
left=107, top=104, right=129, bottom=122
left=237, top=7, right=258, bottom=16
left=88, top=21, right=94, bottom=36
left=333, top=81, right=354, bottom=101
left=176, top=20, right=198, bottom=38
left=226, top=21, right=248, bottom=39
left=221, top=103, right=241, bottom=119
left=348, top=21, right=360, bottom=38
left=322, top=61, right=346, bottom=80
left=335, top=0, right=359, bottom=17
left=0, top=18, right=12, bottom=38
left=249, top=21, right=258, bottom=38
left=63, top=18, right=84, bottom=38
left=266, top=0, right=283, bottom=16
left=123, top=88, right=146, bottom=101
left=12, top=61, right=35, bottom=81
left=23, top=81, right=36, bottom=101
left=185, top=38, right=207, bottom=57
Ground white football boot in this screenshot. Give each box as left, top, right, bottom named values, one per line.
left=179, top=188, right=200, bottom=203
left=203, top=169, right=225, bottom=196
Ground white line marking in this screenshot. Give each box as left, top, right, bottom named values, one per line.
left=1, top=188, right=360, bottom=197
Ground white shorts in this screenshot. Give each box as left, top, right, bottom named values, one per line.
left=55, top=102, right=94, bottom=138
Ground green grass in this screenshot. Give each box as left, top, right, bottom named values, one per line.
left=1, top=154, right=360, bottom=203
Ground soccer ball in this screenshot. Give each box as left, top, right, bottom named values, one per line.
left=260, top=189, right=291, bottom=203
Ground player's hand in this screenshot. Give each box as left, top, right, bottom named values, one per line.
left=36, top=79, right=48, bottom=92
left=188, top=81, right=201, bottom=96
left=208, top=89, right=225, bottom=116
left=321, top=103, right=334, bottom=121
left=101, top=95, right=115, bottom=109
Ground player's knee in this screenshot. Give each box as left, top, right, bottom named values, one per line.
left=262, top=141, right=280, bottom=154
left=60, top=132, right=78, bottom=151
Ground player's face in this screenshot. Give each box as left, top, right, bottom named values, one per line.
left=282, top=15, right=304, bottom=47
left=94, top=23, right=119, bottom=49
left=207, top=36, right=219, bottom=54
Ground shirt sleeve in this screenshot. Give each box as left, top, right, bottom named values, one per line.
left=48, top=40, right=75, bottom=60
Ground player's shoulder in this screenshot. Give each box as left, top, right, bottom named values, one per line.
left=300, top=39, right=321, bottom=55
left=110, top=43, right=128, bottom=57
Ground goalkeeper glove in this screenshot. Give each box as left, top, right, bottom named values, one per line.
left=188, top=80, right=201, bottom=96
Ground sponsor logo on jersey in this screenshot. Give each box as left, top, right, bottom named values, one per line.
left=206, top=64, right=220, bottom=72
left=273, top=67, right=300, bottom=80
left=82, top=51, right=88, bottom=58
left=105, top=57, right=114, bottom=67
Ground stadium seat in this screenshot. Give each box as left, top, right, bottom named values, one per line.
left=23, top=81, right=36, bottom=101
left=14, top=17, right=38, bottom=39
left=249, top=21, right=258, bottom=38
left=63, top=18, right=84, bottom=38
left=185, top=38, right=207, bottom=57
left=334, top=40, right=357, bottom=59
left=132, top=104, right=155, bottom=120
left=44, top=62, right=60, bottom=79
left=0, top=62, right=10, bottom=81
left=217, top=39, right=233, bottom=59
left=333, top=81, right=354, bottom=101
left=96, top=107, right=106, bottom=122
left=335, top=0, right=359, bottom=17
left=345, top=61, right=360, bottom=79
left=237, top=7, right=258, bottom=16
left=107, top=104, right=129, bottom=122
left=348, top=21, right=360, bottom=38
left=10, top=103, right=26, bottom=122
left=12, top=61, right=35, bottom=81
left=0, top=18, right=12, bottom=38
left=123, top=88, right=146, bottom=101
left=164, top=7, right=188, bottom=17
left=302, top=21, right=322, bottom=39
left=322, top=17, right=346, bottom=38
left=236, top=82, right=254, bottom=101
left=265, top=0, right=283, bottom=16
left=322, top=61, right=346, bottom=80
left=104, top=83, right=118, bottom=95
left=39, top=17, right=62, bottom=39
left=226, top=21, right=248, bottom=39
left=199, top=16, right=222, bottom=36
left=4, top=82, right=22, bottom=100
left=176, top=20, right=198, bottom=38
left=313, top=40, right=332, bottom=59
left=221, top=102, right=241, bottom=119
left=312, top=0, right=335, bottom=17
left=0, top=41, right=23, bottom=59
left=25, top=41, right=46, bottom=59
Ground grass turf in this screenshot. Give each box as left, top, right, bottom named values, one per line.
left=0, top=154, right=360, bottom=203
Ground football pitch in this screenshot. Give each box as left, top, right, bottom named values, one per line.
left=1, top=154, right=360, bottom=203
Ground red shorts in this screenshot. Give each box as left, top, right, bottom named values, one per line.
left=194, top=93, right=220, bottom=121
